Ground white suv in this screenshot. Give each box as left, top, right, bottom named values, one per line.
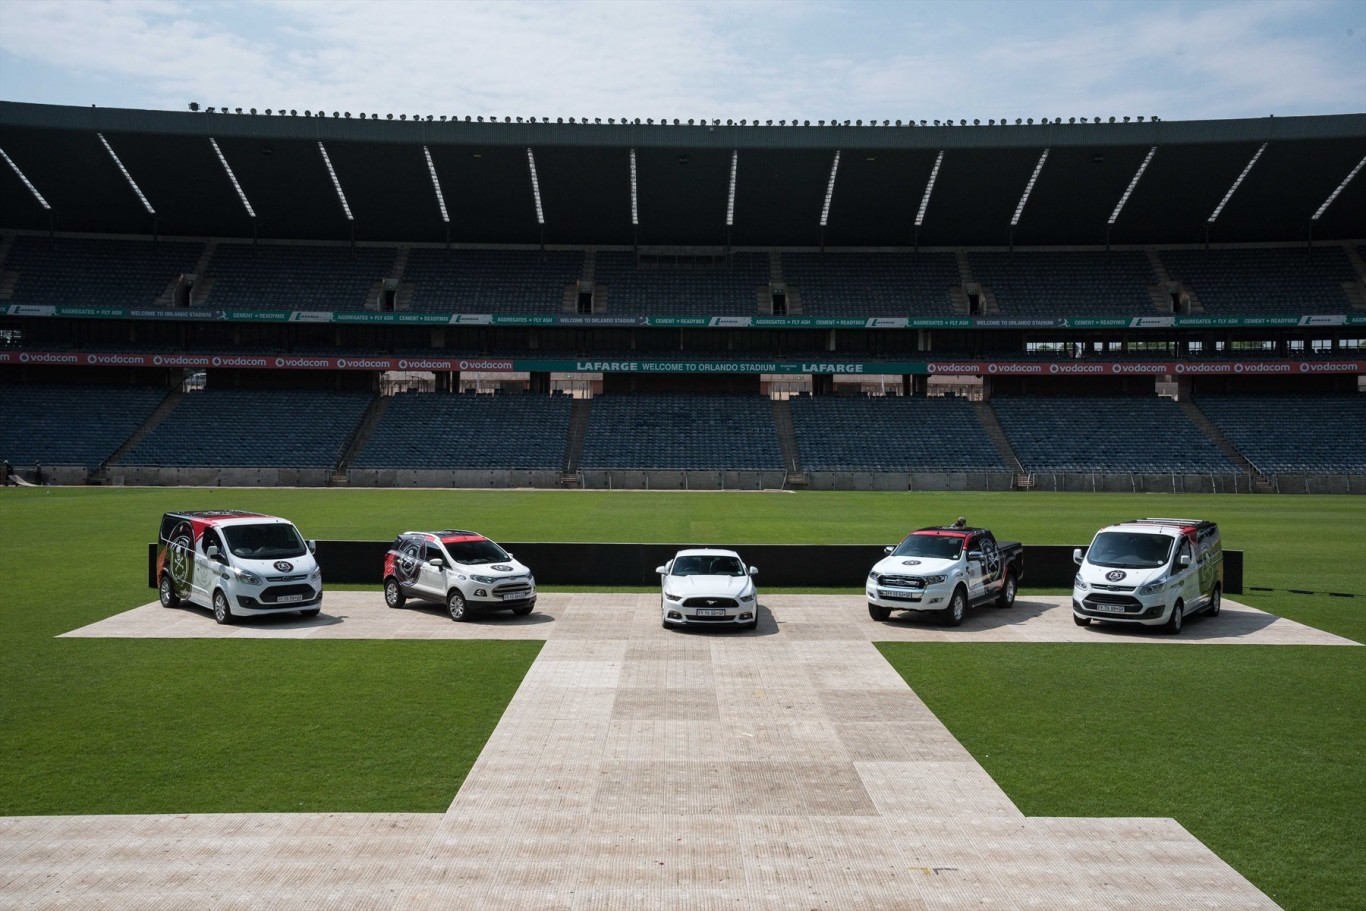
left=384, top=530, right=536, bottom=621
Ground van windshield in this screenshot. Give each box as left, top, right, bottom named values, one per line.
left=223, top=523, right=307, bottom=560
left=1087, top=531, right=1172, bottom=569
left=445, top=539, right=510, bottom=565
left=892, top=534, right=964, bottom=560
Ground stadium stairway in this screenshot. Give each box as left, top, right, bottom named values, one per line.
left=98, top=388, right=185, bottom=480
left=973, top=401, right=1026, bottom=484
left=770, top=398, right=805, bottom=484
left=560, top=398, right=591, bottom=486
left=331, top=395, right=390, bottom=485
left=1179, top=398, right=1273, bottom=492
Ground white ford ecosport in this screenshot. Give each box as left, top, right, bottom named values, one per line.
left=1072, top=518, right=1223, bottom=634
left=157, top=510, right=323, bottom=624
left=384, top=530, right=536, bottom=621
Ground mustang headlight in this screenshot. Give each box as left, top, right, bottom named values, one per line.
left=1074, top=574, right=1088, bottom=591
left=234, top=569, right=262, bottom=586
left=1138, top=579, right=1168, bottom=596
left=664, top=591, right=683, bottom=602
left=739, top=592, right=756, bottom=602
left=471, top=574, right=496, bottom=584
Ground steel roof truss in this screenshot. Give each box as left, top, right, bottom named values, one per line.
left=0, top=146, right=51, bottom=211
left=1312, top=153, right=1366, bottom=222
left=1209, top=142, right=1267, bottom=223
left=1108, top=146, right=1156, bottom=226
left=915, top=150, right=944, bottom=228
left=316, top=141, right=354, bottom=222
left=629, top=148, right=639, bottom=226
left=726, top=150, right=738, bottom=227
left=422, top=145, right=449, bottom=224
left=819, top=150, right=840, bottom=227
left=526, top=148, right=545, bottom=225
left=1011, top=148, right=1049, bottom=227
left=209, top=137, right=255, bottom=219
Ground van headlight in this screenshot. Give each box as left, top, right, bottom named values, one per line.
left=1074, top=574, right=1088, bottom=591
left=234, top=569, right=262, bottom=586
left=1138, top=580, right=1168, bottom=596
left=310, top=566, right=322, bottom=581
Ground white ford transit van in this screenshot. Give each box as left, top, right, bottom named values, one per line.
left=156, top=510, right=323, bottom=624
left=1072, top=518, right=1222, bottom=635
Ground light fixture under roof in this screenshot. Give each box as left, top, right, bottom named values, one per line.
left=423, top=145, right=449, bottom=224
left=526, top=148, right=544, bottom=225
left=209, top=137, right=255, bottom=219
left=1312, top=153, right=1366, bottom=222
left=97, top=133, right=155, bottom=215
left=726, top=149, right=738, bottom=227
left=1011, top=148, right=1049, bottom=226
left=915, top=150, right=944, bottom=227
left=0, top=146, right=51, bottom=211
left=629, top=148, right=639, bottom=227
left=1108, top=146, right=1156, bottom=226
left=1209, top=142, right=1266, bottom=223
left=316, top=141, right=353, bottom=221
left=819, top=150, right=840, bottom=227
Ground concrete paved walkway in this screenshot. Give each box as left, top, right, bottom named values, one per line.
left=8, top=594, right=1336, bottom=909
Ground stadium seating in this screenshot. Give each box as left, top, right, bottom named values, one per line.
left=780, top=251, right=959, bottom=316
left=404, top=248, right=584, bottom=313
left=1159, top=247, right=1356, bottom=313
left=201, top=243, right=395, bottom=311
left=0, top=383, right=170, bottom=468
left=351, top=392, right=572, bottom=469
left=790, top=396, right=1007, bottom=471
left=990, top=395, right=1235, bottom=473
left=579, top=394, right=782, bottom=469
left=120, top=389, right=372, bottom=467
left=4, top=236, right=203, bottom=307
left=967, top=250, right=1157, bottom=316
left=594, top=252, right=769, bottom=315
left=1196, top=394, right=1366, bottom=473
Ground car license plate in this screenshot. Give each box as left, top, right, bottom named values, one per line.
left=1092, top=604, right=1126, bottom=613
left=696, top=608, right=727, bottom=617
left=277, top=594, right=304, bottom=603
left=501, top=592, right=524, bottom=601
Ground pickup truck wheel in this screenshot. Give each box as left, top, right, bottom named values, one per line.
left=383, top=577, right=406, bottom=609
left=868, top=603, right=892, bottom=622
left=447, top=590, right=469, bottom=622
left=1165, top=601, right=1184, bottom=635
left=213, top=589, right=234, bottom=625
left=1073, top=614, right=1091, bottom=626
left=996, top=570, right=1017, bottom=608
left=158, top=574, right=180, bottom=609
left=943, top=588, right=966, bottom=627
left=1206, top=587, right=1221, bottom=618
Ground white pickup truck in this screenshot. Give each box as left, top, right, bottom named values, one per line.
left=866, top=524, right=1024, bottom=626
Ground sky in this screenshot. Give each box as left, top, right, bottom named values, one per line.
left=0, top=0, right=1363, bottom=123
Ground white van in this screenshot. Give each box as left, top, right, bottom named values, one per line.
left=1072, top=518, right=1223, bottom=635
left=157, top=510, right=323, bottom=624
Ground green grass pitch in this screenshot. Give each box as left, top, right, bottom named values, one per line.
left=0, top=487, right=1362, bottom=910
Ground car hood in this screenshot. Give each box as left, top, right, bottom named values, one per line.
left=452, top=560, right=532, bottom=579
left=1077, top=562, right=1166, bottom=589
left=870, top=555, right=959, bottom=578
left=664, top=575, right=754, bottom=598
left=234, top=554, right=319, bottom=576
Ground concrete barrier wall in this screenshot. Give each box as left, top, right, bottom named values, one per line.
left=579, top=470, right=787, bottom=490
left=151, top=540, right=1239, bottom=593
left=111, top=467, right=331, bottom=487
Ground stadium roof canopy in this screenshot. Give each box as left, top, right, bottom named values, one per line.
left=1, top=101, right=1363, bottom=248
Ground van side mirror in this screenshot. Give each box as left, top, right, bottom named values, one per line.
left=1073, top=548, right=1084, bottom=565
left=206, top=544, right=222, bottom=561
left=1179, top=554, right=1191, bottom=567
left=307, top=540, right=316, bottom=553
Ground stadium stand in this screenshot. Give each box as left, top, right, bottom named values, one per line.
left=119, top=389, right=372, bottom=467
left=990, top=395, right=1237, bottom=473
left=967, top=250, right=1158, bottom=316
left=404, top=248, right=583, bottom=313
left=594, top=252, right=769, bottom=315
left=780, top=251, right=960, bottom=316
left=1159, top=246, right=1358, bottom=314
left=791, top=395, right=1008, bottom=471
left=579, top=394, right=782, bottom=469
left=351, top=391, right=572, bottom=470
left=1195, top=394, right=1366, bottom=474
left=200, top=243, right=395, bottom=311
left=0, top=383, right=169, bottom=468
left=3, top=236, right=203, bottom=307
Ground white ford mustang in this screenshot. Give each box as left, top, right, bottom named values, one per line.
left=657, top=548, right=759, bottom=631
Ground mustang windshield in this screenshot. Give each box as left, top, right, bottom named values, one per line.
left=445, top=538, right=510, bottom=565
left=892, top=534, right=964, bottom=560
left=671, top=555, right=745, bottom=576
left=1087, top=531, right=1173, bottom=569
left=223, top=523, right=307, bottom=559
